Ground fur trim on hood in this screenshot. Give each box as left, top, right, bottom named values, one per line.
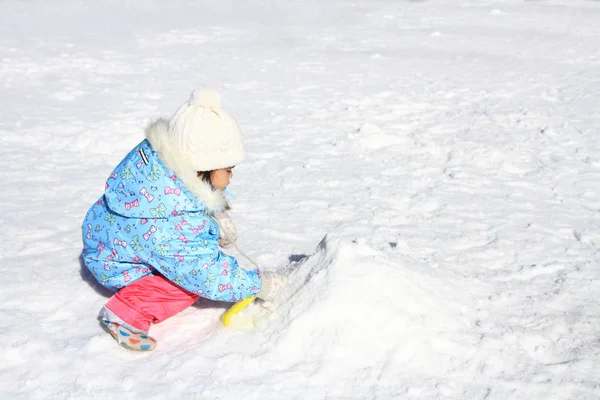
left=145, top=118, right=228, bottom=214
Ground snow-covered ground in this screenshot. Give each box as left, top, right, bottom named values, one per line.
left=1, top=0, right=599, bottom=398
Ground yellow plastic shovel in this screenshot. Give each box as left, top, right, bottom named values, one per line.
left=221, top=296, right=256, bottom=327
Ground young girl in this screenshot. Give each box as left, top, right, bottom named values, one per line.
left=82, top=89, right=284, bottom=351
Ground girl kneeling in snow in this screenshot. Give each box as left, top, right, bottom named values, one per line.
left=81, top=89, right=285, bottom=351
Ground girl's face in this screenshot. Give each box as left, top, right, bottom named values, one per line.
left=210, top=167, right=234, bottom=191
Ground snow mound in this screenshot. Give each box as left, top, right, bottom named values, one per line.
left=247, top=235, right=491, bottom=394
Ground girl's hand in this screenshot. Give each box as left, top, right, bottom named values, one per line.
left=256, top=271, right=287, bottom=300
left=214, top=212, right=237, bottom=248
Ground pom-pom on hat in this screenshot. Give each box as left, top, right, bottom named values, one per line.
left=168, top=89, right=245, bottom=172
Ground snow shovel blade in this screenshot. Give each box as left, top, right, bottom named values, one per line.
left=221, top=296, right=256, bottom=327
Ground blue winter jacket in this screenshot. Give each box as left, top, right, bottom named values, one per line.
left=81, top=138, right=261, bottom=302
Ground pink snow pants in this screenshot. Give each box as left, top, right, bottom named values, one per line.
left=105, top=275, right=199, bottom=332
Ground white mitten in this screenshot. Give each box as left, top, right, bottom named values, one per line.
left=214, top=212, right=237, bottom=248
left=256, top=270, right=287, bottom=301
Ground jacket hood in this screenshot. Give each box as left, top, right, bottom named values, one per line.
left=103, top=120, right=228, bottom=218
left=145, top=118, right=228, bottom=213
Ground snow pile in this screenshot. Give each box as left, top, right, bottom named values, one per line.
left=258, top=235, right=488, bottom=396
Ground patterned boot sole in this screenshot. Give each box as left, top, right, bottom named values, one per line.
left=100, top=319, right=157, bottom=351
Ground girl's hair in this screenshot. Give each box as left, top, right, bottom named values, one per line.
left=196, top=171, right=212, bottom=185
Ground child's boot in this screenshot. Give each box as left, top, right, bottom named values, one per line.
left=100, top=319, right=157, bottom=351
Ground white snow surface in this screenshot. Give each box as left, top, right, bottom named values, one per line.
left=1, top=0, right=600, bottom=399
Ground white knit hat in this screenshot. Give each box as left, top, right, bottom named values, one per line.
left=168, top=89, right=245, bottom=171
